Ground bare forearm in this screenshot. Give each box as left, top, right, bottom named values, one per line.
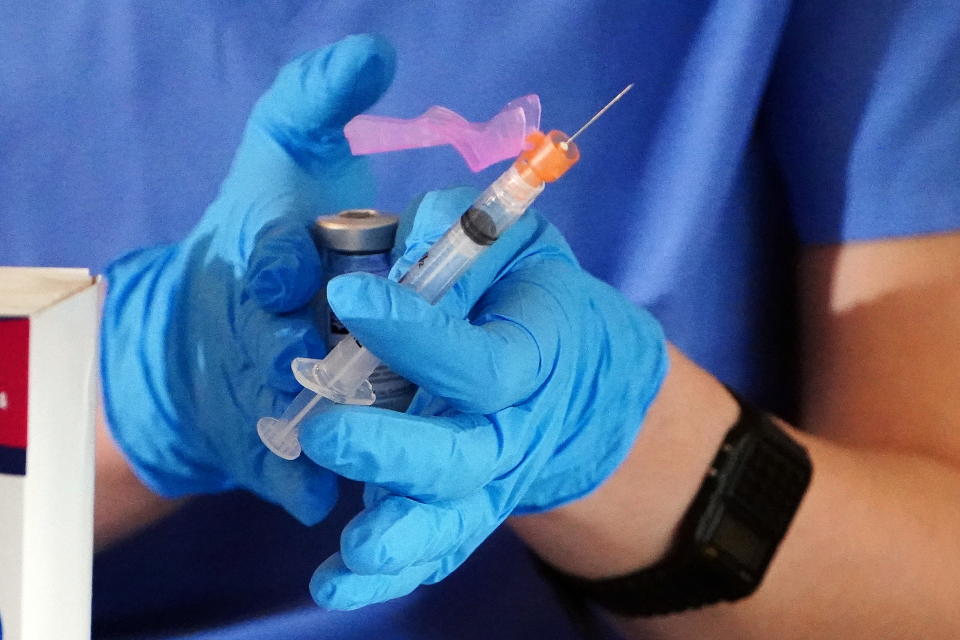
left=510, top=345, right=960, bottom=639
left=95, top=407, right=186, bottom=550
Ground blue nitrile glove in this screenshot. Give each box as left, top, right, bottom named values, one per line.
left=297, top=187, right=669, bottom=609
left=100, top=35, right=395, bottom=524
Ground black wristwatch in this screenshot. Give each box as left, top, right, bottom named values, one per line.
left=537, top=388, right=812, bottom=617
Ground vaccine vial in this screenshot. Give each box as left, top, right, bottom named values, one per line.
left=313, top=209, right=417, bottom=412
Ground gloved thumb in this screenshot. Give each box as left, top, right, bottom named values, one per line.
left=326, top=272, right=544, bottom=413
left=229, top=34, right=396, bottom=181
left=389, top=188, right=573, bottom=321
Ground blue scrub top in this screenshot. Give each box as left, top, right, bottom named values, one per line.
left=2, top=2, right=959, bottom=638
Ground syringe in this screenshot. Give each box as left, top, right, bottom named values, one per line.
left=257, top=85, right=634, bottom=460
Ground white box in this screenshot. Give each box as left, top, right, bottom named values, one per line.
left=0, top=267, right=99, bottom=640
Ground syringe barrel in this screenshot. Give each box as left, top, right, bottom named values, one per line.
left=399, top=164, right=545, bottom=302
left=306, top=336, right=381, bottom=402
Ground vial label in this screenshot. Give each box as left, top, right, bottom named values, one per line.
left=323, top=251, right=416, bottom=412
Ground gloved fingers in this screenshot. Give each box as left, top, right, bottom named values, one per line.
left=245, top=219, right=323, bottom=313
left=310, top=553, right=437, bottom=611
left=241, top=306, right=326, bottom=394
left=247, top=34, right=395, bottom=166
left=340, top=492, right=494, bottom=575
left=250, top=452, right=340, bottom=526
left=298, top=405, right=526, bottom=501
left=326, top=272, right=543, bottom=413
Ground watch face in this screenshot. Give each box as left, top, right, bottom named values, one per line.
left=710, top=512, right=771, bottom=576
left=695, top=429, right=811, bottom=587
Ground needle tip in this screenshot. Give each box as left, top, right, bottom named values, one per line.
left=567, top=83, right=636, bottom=143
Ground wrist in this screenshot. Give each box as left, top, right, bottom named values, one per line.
left=514, top=295, right=671, bottom=516
left=509, top=345, right=738, bottom=578
left=516, top=318, right=670, bottom=516
left=528, top=386, right=812, bottom=617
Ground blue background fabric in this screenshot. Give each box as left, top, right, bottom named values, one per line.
left=2, top=1, right=959, bottom=638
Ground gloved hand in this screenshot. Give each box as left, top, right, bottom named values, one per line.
left=100, top=35, right=395, bottom=524
left=297, top=187, right=668, bottom=609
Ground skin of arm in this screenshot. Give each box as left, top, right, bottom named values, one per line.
left=94, top=404, right=186, bottom=551
left=510, top=231, right=960, bottom=639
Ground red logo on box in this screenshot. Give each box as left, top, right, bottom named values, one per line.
left=0, top=318, right=29, bottom=474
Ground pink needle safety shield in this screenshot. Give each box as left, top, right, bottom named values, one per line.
left=344, top=95, right=541, bottom=172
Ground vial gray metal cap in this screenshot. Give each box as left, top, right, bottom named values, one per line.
left=314, top=209, right=399, bottom=254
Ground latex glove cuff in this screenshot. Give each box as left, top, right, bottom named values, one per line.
left=101, top=246, right=231, bottom=497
